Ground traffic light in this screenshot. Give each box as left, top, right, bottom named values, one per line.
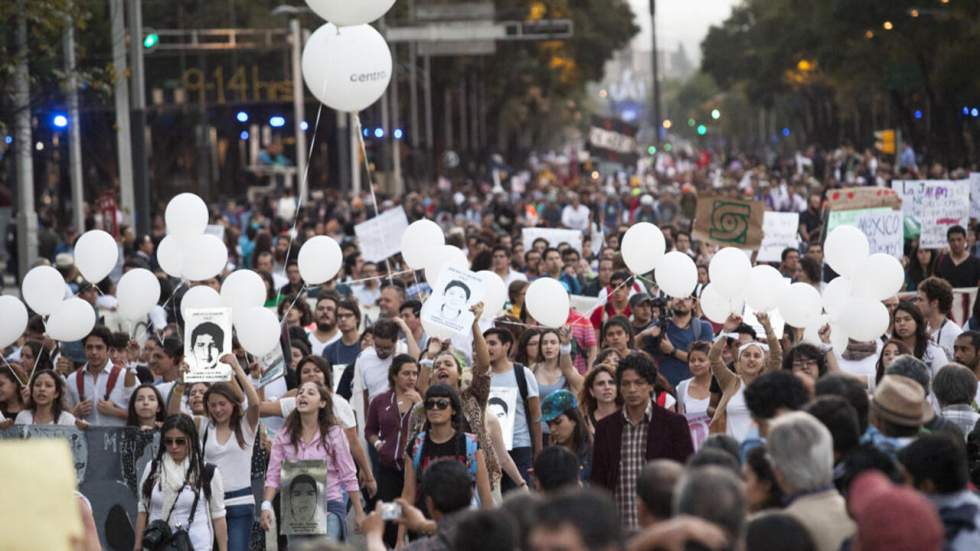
left=143, top=30, right=159, bottom=52
left=874, top=129, right=896, bottom=155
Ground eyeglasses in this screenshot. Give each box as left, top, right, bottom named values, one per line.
left=424, top=398, right=451, bottom=411
left=792, top=359, right=819, bottom=371
left=164, top=437, right=187, bottom=447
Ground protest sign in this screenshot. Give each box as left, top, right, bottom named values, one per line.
left=587, top=116, right=638, bottom=166
left=826, top=208, right=903, bottom=258
left=488, top=387, right=518, bottom=450
left=281, top=460, right=328, bottom=536
left=758, top=212, right=800, bottom=262
left=825, top=186, right=902, bottom=211
left=184, top=307, right=233, bottom=383
left=970, top=173, right=980, bottom=220
left=420, top=266, right=485, bottom=336
left=354, top=206, right=410, bottom=262
left=693, top=196, right=765, bottom=248
left=522, top=227, right=584, bottom=254
left=257, top=344, right=286, bottom=389
left=891, top=180, right=970, bottom=249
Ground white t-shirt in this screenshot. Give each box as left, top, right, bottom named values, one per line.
left=561, top=204, right=590, bottom=231
left=278, top=395, right=356, bottom=430
left=201, top=417, right=256, bottom=507
left=834, top=340, right=883, bottom=385
left=930, top=319, right=963, bottom=361
left=356, top=342, right=409, bottom=405
left=65, top=362, right=135, bottom=427
left=725, top=383, right=755, bottom=443
left=15, top=410, right=77, bottom=426
left=138, top=462, right=226, bottom=551
left=501, top=269, right=528, bottom=288
left=675, top=379, right=710, bottom=419
left=308, top=330, right=341, bottom=357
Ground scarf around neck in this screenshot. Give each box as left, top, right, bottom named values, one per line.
left=159, top=453, right=192, bottom=517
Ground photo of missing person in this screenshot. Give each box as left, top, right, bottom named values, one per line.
left=488, top=387, right=518, bottom=451
left=421, top=266, right=485, bottom=336
left=191, top=322, right=223, bottom=370
left=183, top=307, right=233, bottom=383
left=440, top=280, right=471, bottom=321
left=281, top=460, right=327, bottom=535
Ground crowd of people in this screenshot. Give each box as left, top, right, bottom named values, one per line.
left=4, top=144, right=980, bottom=551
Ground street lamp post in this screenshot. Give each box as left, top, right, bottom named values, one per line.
left=272, top=5, right=310, bottom=203
left=650, top=0, right=662, bottom=147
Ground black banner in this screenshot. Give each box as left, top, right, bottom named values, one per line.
left=588, top=116, right=639, bottom=166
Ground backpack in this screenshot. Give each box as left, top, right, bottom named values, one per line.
left=75, top=364, right=124, bottom=402
left=410, top=431, right=479, bottom=481
left=512, top=362, right=531, bottom=423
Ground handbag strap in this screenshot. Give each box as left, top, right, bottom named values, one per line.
left=163, top=483, right=187, bottom=524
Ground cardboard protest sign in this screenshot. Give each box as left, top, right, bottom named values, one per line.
left=184, top=307, right=233, bottom=383
left=521, top=227, right=583, bottom=254
left=354, top=206, right=409, bottom=262
left=420, top=266, right=485, bottom=336
left=970, top=173, right=980, bottom=220
left=825, top=186, right=901, bottom=211
left=758, top=212, right=800, bottom=262
left=257, top=344, right=286, bottom=389
left=891, top=180, right=970, bottom=249
left=826, top=208, right=904, bottom=258
left=281, top=460, right=328, bottom=536
left=693, top=196, right=765, bottom=248
left=488, top=387, right=518, bottom=450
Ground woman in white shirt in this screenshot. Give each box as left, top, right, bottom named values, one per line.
left=675, top=341, right=712, bottom=449
left=135, top=414, right=227, bottom=551
left=15, top=369, right=85, bottom=428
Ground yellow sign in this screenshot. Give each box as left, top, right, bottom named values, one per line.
left=875, top=129, right=896, bottom=155
left=182, top=65, right=293, bottom=105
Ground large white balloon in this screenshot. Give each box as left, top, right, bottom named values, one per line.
left=840, top=299, right=890, bottom=342
left=233, top=307, right=281, bottom=356
left=74, top=230, right=118, bottom=283
left=305, top=0, right=396, bottom=26
left=825, top=225, right=870, bottom=278
left=424, top=245, right=469, bottom=286
left=778, top=283, right=822, bottom=328
left=302, top=24, right=392, bottom=113
left=621, top=223, right=666, bottom=274
left=525, top=278, right=570, bottom=328
left=709, top=247, right=752, bottom=298
left=821, top=277, right=854, bottom=319
left=22, top=266, right=66, bottom=315
left=802, top=314, right=833, bottom=346
left=851, top=254, right=904, bottom=301
left=46, top=298, right=96, bottom=342
left=401, top=219, right=445, bottom=270
left=182, top=234, right=228, bottom=282
left=830, top=323, right=850, bottom=354
left=0, top=296, right=28, bottom=348
left=117, top=268, right=161, bottom=320
left=477, top=271, right=508, bottom=316
left=744, top=265, right=789, bottom=312
left=420, top=316, right=455, bottom=341
left=156, top=235, right=185, bottom=278
left=220, top=270, right=266, bottom=318
left=298, top=236, right=343, bottom=285
left=180, top=285, right=222, bottom=319
left=165, top=193, right=209, bottom=239
left=655, top=252, right=698, bottom=298
left=699, top=284, right=742, bottom=324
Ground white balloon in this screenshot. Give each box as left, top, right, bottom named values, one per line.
left=233, top=307, right=282, bottom=356
left=851, top=254, right=904, bottom=301
left=401, top=219, right=445, bottom=270
left=302, top=24, right=392, bottom=113
left=744, top=265, right=789, bottom=312
left=778, top=283, right=822, bottom=328
left=840, top=299, right=890, bottom=342
left=22, top=266, right=66, bottom=315
left=477, top=271, right=507, bottom=316
left=0, top=296, right=28, bottom=348
left=305, top=0, right=395, bottom=26
left=420, top=316, right=455, bottom=341
left=822, top=277, right=854, bottom=318
left=830, top=323, right=850, bottom=354
left=824, top=225, right=870, bottom=278
left=165, top=193, right=209, bottom=239
left=180, top=285, right=222, bottom=319
left=74, top=230, right=118, bottom=283
left=117, top=268, right=161, bottom=320
left=424, top=245, right=469, bottom=287
left=803, top=314, right=833, bottom=346
left=46, top=298, right=96, bottom=342
left=655, top=252, right=698, bottom=298
left=156, top=235, right=185, bottom=278
left=709, top=247, right=752, bottom=298
left=621, top=223, right=666, bottom=274
left=699, top=284, right=741, bottom=324
left=182, top=234, right=228, bottom=282
left=298, top=236, right=343, bottom=285
left=220, top=270, right=266, bottom=319
left=525, top=278, right=570, bottom=328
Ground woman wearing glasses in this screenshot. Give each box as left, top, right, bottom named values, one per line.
left=397, top=384, right=493, bottom=544
left=134, top=414, right=228, bottom=551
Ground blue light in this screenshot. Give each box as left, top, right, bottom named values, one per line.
left=393, top=128, right=404, bottom=140
left=914, top=110, right=923, bottom=120
left=965, top=107, right=971, bottom=115
left=374, top=128, right=385, bottom=138
left=4, top=136, right=11, bottom=145
left=362, top=127, right=369, bottom=138
left=239, top=130, right=249, bottom=140
left=52, top=114, right=68, bottom=128
left=300, top=121, right=309, bottom=131
left=236, top=111, right=249, bottom=123
left=782, top=127, right=791, bottom=137
left=973, top=108, right=980, bottom=118
left=269, top=116, right=286, bottom=128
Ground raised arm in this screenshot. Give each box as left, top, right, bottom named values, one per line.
left=224, top=354, right=260, bottom=430
left=755, top=312, right=783, bottom=373
left=558, top=327, right=584, bottom=393
left=709, top=317, right=738, bottom=391
left=471, top=303, right=490, bottom=377
left=394, top=317, right=421, bottom=360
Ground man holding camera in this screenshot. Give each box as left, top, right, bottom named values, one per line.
left=640, top=296, right=714, bottom=387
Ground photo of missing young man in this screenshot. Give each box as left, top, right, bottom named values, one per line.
left=281, top=460, right=328, bottom=536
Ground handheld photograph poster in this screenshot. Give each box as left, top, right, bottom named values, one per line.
left=488, top=387, right=518, bottom=450
left=281, top=459, right=328, bottom=536
left=420, top=266, right=485, bottom=336
left=183, top=307, right=234, bottom=383
left=257, top=344, right=286, bottom=389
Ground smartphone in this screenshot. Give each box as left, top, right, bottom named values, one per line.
left=380, top=502, right=402, bottom=521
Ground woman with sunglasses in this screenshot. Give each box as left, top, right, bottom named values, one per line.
left=397, top=384, right=493, bottom=544
left=134, top=414, right=228, bottom=551
left=261, top=381, right=366, bottom=543
left=541, top=389, right=593, bottom=480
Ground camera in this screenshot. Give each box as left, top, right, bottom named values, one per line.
left=380, top=502, right=402, bottom=521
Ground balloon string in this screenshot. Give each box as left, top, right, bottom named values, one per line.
left=279, top=285, right=308, bottom=326
left=1, top=355, right=27, bottom=387
left=586, top=275, right=639, bottom=314
left=353, top=112, right=395, bottom=285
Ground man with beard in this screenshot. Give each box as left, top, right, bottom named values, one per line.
left=650, top=296, right=714, bottom=387
left=308, top=294, right=341, bottom=356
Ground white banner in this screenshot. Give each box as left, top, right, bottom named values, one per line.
left=826, top=208, right=904, bottom=258
left=521, top=227, right=583, bottom=254
left=970, top=173, right=980, bottom=220
left=354, top=206, right=410, bottom=262
left=757, top=212, right=800, bottom=262
left=892, top=180, right=970, bottom=249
